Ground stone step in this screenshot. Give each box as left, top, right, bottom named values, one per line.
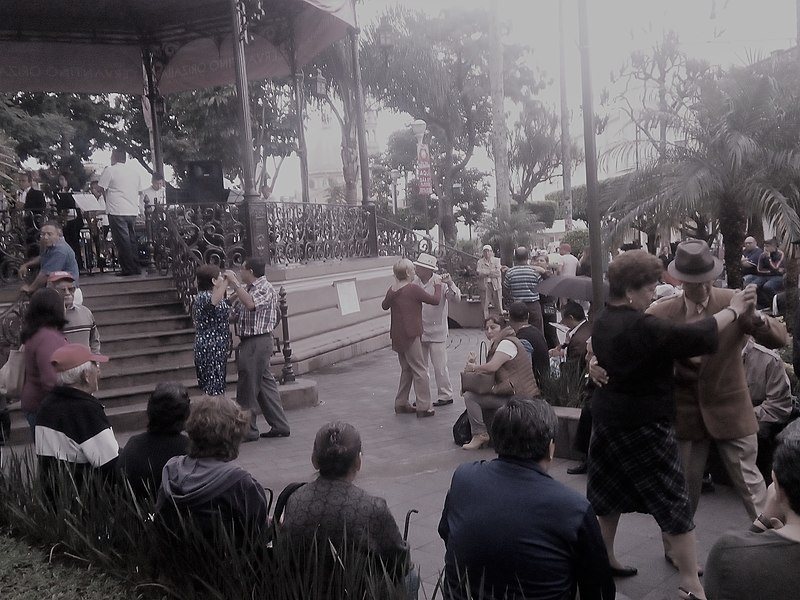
left=103, top=343, right=197, bottom=375
left=101, top=329, right=195, bottom=354
left=97, top=358, right=238, bottom=390
left=83, top=288, right=180, bottom=308
left=92, top=302, right=186, bottom=325
left=99, top=314, right=193, bottom=336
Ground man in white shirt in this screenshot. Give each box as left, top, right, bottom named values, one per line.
left=413, top=253, right=461, bottom=407
left=558, top=242, right=580, bottom=277
left=139, top=172, right=165, bottom=218
left=97, top=150, right=142, bottom=276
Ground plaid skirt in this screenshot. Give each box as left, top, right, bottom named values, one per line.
left=587, top=420, right=694, bottom=534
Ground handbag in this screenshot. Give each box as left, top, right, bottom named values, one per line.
left=460, top=341, right=495, bottom=395
left=0, top=346, right=25, bottom=399
left=452, top=410, right=472, bottom=445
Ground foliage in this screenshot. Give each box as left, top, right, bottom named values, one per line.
left=453, top=168, right=489, bottom=238
left=508, top=100, right=580, bottom=204
left=516, top=200, right=556, bottom=229
left=0, top=132, right=18, bottom=204
left=560, top=229, right=590, bottom=258
left=0, top=452, right=416, bottom=600
left=539, top=362, right=587, bottom=409
left=361, top=7, right=546, bottom=244
left=478, top=210, right=543, bottom=266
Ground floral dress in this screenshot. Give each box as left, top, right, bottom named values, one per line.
left=193, top=290, right=230, bottom=396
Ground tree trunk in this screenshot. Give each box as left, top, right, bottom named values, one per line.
left=718, top=198, right=745, bottom=288
left=489, top=7, right=511, bottom=220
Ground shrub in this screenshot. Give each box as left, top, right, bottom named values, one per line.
left=538, top=361, right=588, bottom=408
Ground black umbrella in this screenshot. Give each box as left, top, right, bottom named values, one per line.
left=537, top=275, right=607, bottom=302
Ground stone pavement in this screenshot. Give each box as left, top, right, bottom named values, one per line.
left=117, top=328, right=751, bottom=599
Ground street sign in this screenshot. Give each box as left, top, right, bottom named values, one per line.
left=416, top=143, right=433, bottom=195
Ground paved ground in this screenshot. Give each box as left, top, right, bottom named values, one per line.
left=28, top=328, right=751, bottom=599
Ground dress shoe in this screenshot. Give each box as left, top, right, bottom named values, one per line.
left=567, top=461, right=588, bottom=475
left=432, top=398, right=454, bottom=407
left=394, top=405, right=416, bottom=414
left=260, top=429, right=290, bottom=438
left=242, top=434, right=260, bottom=443
left=416, top=409, right=435, bottom=418
left=462, top=432, right=490, bottom=450
left=609, top=566, right=638, bottom=578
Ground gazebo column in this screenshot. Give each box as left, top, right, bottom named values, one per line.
left=230, top=0, right=268, bottom=260
left=142, top=49, right=164, bottom=176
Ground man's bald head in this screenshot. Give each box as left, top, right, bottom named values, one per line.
left=513, top=246, right=530, bottom=265
left=743, top=237, right=758, bottom=250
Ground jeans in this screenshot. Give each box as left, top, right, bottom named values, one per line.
left=107, top=214, right=141, bottom=274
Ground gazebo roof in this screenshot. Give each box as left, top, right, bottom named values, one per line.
left=0, top=0, right=355, bottom=94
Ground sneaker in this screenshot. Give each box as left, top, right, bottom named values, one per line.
left=432, top=398, right=454, bottom=407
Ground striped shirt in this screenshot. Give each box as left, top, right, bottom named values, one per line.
left=233, top=276, right=278, bottom=337
left=504, top=265, right=542, bottom=303
left=64, top=304, right=101, bottom=353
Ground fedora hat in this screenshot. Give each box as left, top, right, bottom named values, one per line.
left=413, top=253, right=438, bottom=271
left=667, top=239, right=723, bottom=283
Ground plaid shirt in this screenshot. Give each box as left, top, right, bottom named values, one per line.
left=233, top=276, right=278, bottom=337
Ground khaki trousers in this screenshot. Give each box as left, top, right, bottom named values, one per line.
left=678, top=435, right=767, bottom=520
left=421, top=340, right=454, bottom=402
left=482, top=282, right=503, bottom=318
left=394, top=337, right=432, bottom=412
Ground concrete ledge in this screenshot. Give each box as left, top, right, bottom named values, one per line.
left=278, top=378, right=319, bottom=411
left=552, top=406, right=582, bottom=460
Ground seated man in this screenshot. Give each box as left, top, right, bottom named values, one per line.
left=752, top=238, right=785, bottom=309
left=35, top=343, right=118, bottom=486
left=156, top=396, right=270, bottom=541
left=507, top=301, right=549, bottom=386
left=743, top=336, right=796, bottom=484
left=704, top=420, right=800, bottom=600
left=47, top=272, right=99, bottom=352
left=741, top=236, right=762, bottom=282
left=439, top=397, right=615, bottom=600
left=19, top=221, right=82, bottom=304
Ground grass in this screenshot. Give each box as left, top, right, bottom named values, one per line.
left=0, top=533, right=135, bottom=600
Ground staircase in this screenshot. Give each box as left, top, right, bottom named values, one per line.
left=4, top=274, right=231, bottom=444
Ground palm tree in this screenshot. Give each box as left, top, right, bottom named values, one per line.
left=611, top=69, right=800, bottom=288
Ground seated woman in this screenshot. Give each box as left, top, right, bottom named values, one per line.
left=461, top=315, right=539, bottom=450
left=117, top=383, right=191, bottom=498
left=703, top=420, right=800, bottom=600
left=156, top=396, right=269, bottom=540
left=281, top=422, right=415, bottom=590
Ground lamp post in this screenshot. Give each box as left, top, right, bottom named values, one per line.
left=410, top=119, right=427, bottom=146
left=390, top=168, right=400, bottom=213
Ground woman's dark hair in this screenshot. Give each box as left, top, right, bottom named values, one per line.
left=312, top=421, right=362, bottom=479
left=491, top=396, right=557, bottom=461
left=607, top=250, right=663, bottom=300
left=485, top=315, right=508, bottom=329
left=147, top=382, right=191, bottom=434
left=196, top=264, right=221, bottom=292
left=21, top=288, right=67, bottom=343
left=773, top=420, right=800, bottom=515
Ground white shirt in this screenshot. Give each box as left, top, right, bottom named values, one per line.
left=496, top=339, right=518, bottom=359
left=98, top=163, right=140, bottom=216
left=415, top=275, right=461, bottom=343
left=560, top=253, right=579, bottom=277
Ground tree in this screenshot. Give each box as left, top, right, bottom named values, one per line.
left=361, top=7, right=545, bottom=245
left=478, top=210, right=543, bottom=267
left=453, top=168, right=489, bottom=239
left=508, top=100, right=577, bottom=205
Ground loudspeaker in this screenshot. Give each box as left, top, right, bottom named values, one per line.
left=186, top=160, right=225, bottom=203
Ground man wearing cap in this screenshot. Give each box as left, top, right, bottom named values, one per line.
left=35, top=344, right=118, bottom=482
left=476, top=245, right=502, bottom=319
left=47, top=272, right=100, bottom=353
left=646, top=239, right=787, bottom=523
left=413, top=253, right=461, bottom=407
left=19, top=221, right=81, bottom=301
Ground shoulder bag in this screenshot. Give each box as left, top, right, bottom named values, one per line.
left=460, top=340, right=495, bottom=395
left=0, top=346, right=26, bottom=399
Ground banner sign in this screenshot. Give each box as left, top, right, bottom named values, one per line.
left=416, top=144, right=433, bottom=196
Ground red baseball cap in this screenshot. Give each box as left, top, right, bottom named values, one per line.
left=51, top=344, right=109, bottom=372
left=47, top=271, right=75, bottom=283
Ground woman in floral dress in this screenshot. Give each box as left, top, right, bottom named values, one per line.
left=193, top=264, right=230, bottom=396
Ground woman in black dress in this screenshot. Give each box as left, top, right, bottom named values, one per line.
left=588, top=250, right=753, bottom=600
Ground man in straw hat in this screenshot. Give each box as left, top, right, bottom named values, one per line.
left=647, top=240, right=787, bottom=526
left=413, top=253, right=461, bottom=407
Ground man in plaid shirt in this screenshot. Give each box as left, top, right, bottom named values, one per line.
left=225, top=257, right=290, bottom=441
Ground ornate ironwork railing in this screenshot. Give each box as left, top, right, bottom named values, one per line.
left=374, top=215, right=481, bottom=299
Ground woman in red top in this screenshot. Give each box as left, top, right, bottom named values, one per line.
left=382, top=258, right=442, bottom=417
left=20, top=288, right=68, bottom=432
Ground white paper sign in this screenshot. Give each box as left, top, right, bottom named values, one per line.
left=334, top=279, right=361, bottom=316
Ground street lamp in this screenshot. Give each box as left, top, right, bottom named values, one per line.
left=310, top=69, right=327, bottom=99
left=409, top=119, right=427, bottom=145
left=390, top=168, right=401, bottom=213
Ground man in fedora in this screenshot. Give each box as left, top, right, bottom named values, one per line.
left=647, top=239, right=787, bottom=526
left=414, top=253, right=461, bottom=407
